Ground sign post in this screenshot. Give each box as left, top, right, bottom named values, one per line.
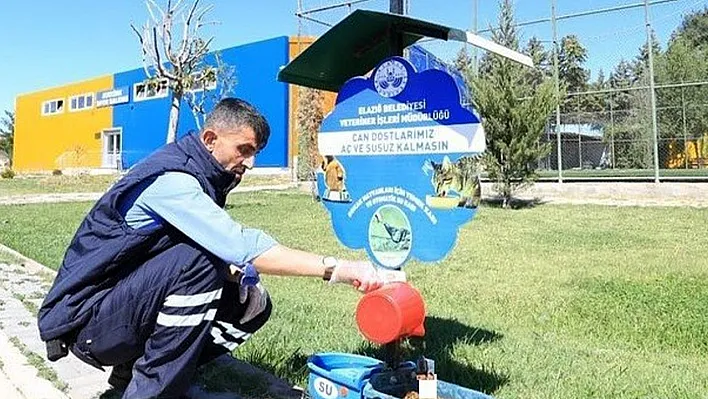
left=279, top=9, right=534, bottom=399
left=315, top=56, right=485, bottom=270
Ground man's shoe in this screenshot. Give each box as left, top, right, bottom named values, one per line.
left=107, top=362, right=133, bottom=390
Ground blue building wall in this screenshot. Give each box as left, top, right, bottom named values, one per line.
left=113, top=36, right=290, bottom=169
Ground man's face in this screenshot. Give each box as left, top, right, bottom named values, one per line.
left=201, top=125, right=259, bottom=181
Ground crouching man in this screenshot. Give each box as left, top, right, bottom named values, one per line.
left=37, top=98, right=385, bottom=398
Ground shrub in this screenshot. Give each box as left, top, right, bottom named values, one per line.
left=1, top=168, right=15, bottom=179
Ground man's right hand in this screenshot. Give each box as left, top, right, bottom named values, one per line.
left=329, top=260, right=385, bottom=293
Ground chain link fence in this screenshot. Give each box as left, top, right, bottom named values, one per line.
left=529, top=0, right=708, bottom=180
left=539, top=80, right=708, bottom=180
left=294, top=0, right=708, bottom=181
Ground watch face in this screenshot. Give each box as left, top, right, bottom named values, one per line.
left=324, top=256, right=338, bottom=268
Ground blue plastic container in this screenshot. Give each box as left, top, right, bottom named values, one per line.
left=306, top=352, right=495, bottom=399
left=307, top=353, right=385, bottom=398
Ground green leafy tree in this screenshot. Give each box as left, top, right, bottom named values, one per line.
left=0, top=110, right=14, bottom=164
left=671, top=6, right=708, bottom=49
left=606, top=58, right=654, bottom=169
left=469, top=0, right=561, bottom=208
left=656, top=36, right=708, bottom=140
left=654, top=22, right=708, bottom=167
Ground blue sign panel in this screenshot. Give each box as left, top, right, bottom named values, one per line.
left=96, top=86, right=130, bottom=107
left=316, top=56, right=486, bottom=269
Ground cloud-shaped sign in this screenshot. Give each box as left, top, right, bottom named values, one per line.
left=315, top=56, right=485, bottom=269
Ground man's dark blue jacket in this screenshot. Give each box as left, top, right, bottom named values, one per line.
left=37, top=133, right=237, bottom=342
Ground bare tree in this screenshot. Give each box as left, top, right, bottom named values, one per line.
left=131, top=0, right=224, bottom=143
left=296, top=87, right=324, bottom=182
left=183, top=52, right=237, bottom=130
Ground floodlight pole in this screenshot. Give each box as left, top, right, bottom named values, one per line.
left=390, top=0, right=404, bottom=14
left=389, top=0, right=405, bottom=56
left=644, top=0, right=660, bottom=183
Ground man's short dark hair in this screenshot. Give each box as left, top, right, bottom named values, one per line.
left=204, top=98, right=271, bottom=150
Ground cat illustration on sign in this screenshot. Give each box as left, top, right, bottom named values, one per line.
left=318, top=155, right=352, bottom=203
left=423, top=155, right=483, bottom=209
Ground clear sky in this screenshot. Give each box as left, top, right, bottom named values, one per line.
left=1, top=0, right=705, bottom=113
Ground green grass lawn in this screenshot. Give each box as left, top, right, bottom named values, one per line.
left=0, top=173, right=293, bottom=197
left=0, top=193, right=706, bottom=398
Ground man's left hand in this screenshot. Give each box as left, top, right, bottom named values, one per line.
left=238, top=282, right=268, bottom=324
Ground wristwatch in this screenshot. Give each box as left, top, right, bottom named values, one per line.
left=322, top=256, right=338, bottom=281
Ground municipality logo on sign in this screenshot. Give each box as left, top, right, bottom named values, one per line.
left=374, top=59, right=408, bottom=98
left=316, top=56, right=486, bottom=270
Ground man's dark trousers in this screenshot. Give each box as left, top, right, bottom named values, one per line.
left=68, top=242, right=272, bottom=399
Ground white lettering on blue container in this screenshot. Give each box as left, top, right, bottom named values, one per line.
left=313, top=377, right=338, bottom=399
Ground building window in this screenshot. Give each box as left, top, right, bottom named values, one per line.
left=186, top=69, right=217, bottom=93
left=69, top=93, right=95, bottom=112
left=41, top=99, right=65, bottom=116
left=134, top=78, right=169, bottom=102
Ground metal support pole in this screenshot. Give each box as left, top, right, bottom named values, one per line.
left=577, top=97, right=582, bottom=169
left=610, top=92, right=615, bottom=169
left=552, top=0, right=563, bottom=181
left=295, top=0, right=303, bottom=171
left=472, top=0, right=478, bottom=75
left=682, top=88, right=688, bottom=169
left=644, top=0, right=660, bottom=183
left=389, top=0, right=404, bottom=56
left=578, top=124, right=582, bottom=169
left=390, top=0, right=404, bottom=14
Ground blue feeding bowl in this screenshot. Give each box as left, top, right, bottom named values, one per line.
left=306, top=352, right=495, bottom=399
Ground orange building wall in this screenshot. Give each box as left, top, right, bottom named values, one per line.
left=14, top=76, right=114, bottom=172
left=288, top=36, right=338, bottom=167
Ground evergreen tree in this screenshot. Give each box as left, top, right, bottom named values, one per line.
left=470, top=0, right=561, bottom=208
left=523, top=36, right=551, bottom=89
left=633, top=32, right=661, bottom=81
left=558, top=35, right=589, bottom=93
left=558, top=35, right=590, bottom=121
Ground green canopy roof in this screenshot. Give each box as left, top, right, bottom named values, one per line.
left=277, top=10, right=452, bottom=93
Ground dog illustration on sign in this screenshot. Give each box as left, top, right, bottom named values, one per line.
left=318, top=155, right=352, bottom=203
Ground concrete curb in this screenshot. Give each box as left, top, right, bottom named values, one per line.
left=0, top=328, right=70, bottom=399
left=0, top=243, right=58, bottom=278
left=0, top=246, right=69, bottom=398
